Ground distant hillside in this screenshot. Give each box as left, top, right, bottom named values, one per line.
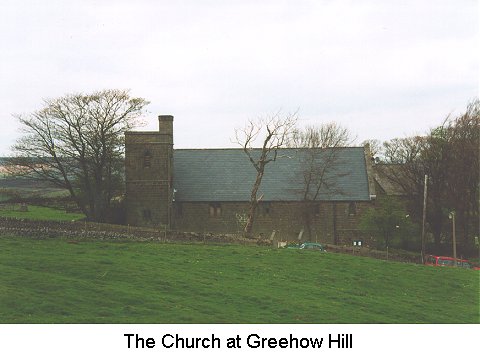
left=0, top=158, right=67, bottom=202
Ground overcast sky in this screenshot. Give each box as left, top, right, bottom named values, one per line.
left=0, top=0, right=477, bottom=155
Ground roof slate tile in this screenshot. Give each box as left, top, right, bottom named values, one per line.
left=173, top=147, right=370, bottom=202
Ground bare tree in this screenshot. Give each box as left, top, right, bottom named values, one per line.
left=444, top=101, right=479, bottom=249
left=7, top=89, right=149, bottom=222
left=289, top=123, right=353, bottom=242
left=361, top=139, right=382, bottom=162
left=234, top=112, right=297, bottom=237
left=380, top=100, right=479, bottom=254
left=380, top=135, right=445, bottom=246
left=289, top=123, right=352, bottom=149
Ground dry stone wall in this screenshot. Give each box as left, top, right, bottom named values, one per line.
left=0, top=218, right=421, bottom=263
left=0, top=217, right=261, bottom=245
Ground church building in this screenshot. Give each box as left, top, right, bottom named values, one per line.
left=125, top=115, right=377, bottom=243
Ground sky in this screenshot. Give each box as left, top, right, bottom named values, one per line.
left=0, top=0, right=477, bottom=155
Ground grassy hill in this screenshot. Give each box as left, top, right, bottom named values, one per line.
left=0, top=235, right=478, bottom=323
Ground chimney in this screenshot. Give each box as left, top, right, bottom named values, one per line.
left=159, top=115, right=173, bottom=134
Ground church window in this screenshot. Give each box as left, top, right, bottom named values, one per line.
left=143, top=150, right=152, bottom=168
left=209, top=203, right=222, bottom=217
left=262, top=202, right=271, bottom=216
left=348, top=202, right=356, bottom=216
left=314, top=204, right=320, bottom=217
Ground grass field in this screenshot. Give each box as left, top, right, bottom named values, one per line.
left=0, top=235, right=478, bottom=324
left=0, top=205, right=84, bottom=221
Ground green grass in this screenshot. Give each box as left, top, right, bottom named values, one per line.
left=0, top=205, right=84, bottom=221
left=0, top=235, right=478, bottom=324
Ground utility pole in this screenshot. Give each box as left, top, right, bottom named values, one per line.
left=475, top=237, right=479, bottom=267
left=421, top=174, right=428, bottom=264
left=449, top=211, right=457, bottom=265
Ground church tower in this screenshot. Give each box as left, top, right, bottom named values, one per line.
left=125, top=115, right=173, bottom=228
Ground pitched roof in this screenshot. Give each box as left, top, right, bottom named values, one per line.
left=373, top=164, right=408, bottom=196
left=173, top=147, right=371, bottom=202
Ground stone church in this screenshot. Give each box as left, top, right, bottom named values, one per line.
left=125, top=115, right=377, bottom=243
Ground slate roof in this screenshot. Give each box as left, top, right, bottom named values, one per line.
left=373, top=164, right=408, bottom=196
left=173, top=147, right=371, bottom=202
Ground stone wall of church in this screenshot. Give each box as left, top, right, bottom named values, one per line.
left=125, top=116, right=174, bottom=228
left=172, top=200, right=372, bottom=244
left=124, top=115, right=375, bottom=242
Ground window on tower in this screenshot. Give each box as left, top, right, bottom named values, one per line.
left=143, top=150, right=152, bottom=168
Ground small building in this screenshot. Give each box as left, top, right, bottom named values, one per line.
left=125, top=115, right=377, bottom=243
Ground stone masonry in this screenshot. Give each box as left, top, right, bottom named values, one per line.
left=125, top=115, right=173, bottom=228
left=125, top=115, right=376, bottom=243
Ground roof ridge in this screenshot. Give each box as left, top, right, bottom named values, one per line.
left=174, top=146, right=365, bottom=151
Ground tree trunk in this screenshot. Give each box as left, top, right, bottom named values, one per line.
left=302, top=201, right=313, bottom=242
left=244, top=168, right=264, bottom=237
left=333, top=203, right=338, bottom=245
